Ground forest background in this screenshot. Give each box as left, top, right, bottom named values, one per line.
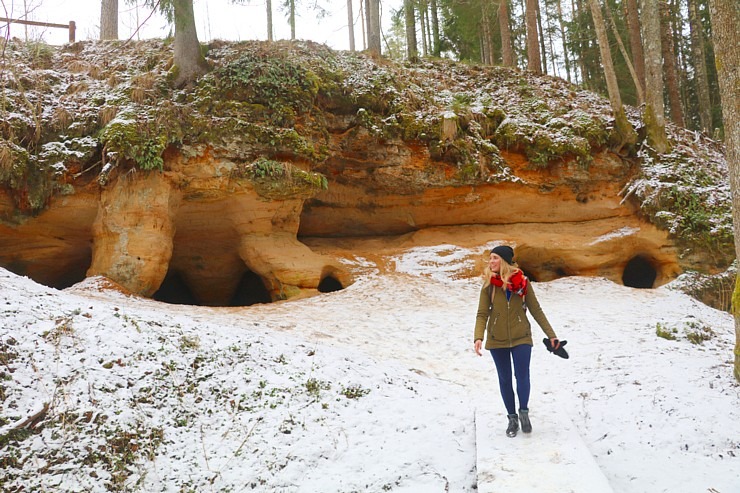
left=0, top=0, right=730, bottom=138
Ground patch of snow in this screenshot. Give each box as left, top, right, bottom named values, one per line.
left=3, top=244, right=738, bottom=491
left=589, top=226, right=641, bottom=245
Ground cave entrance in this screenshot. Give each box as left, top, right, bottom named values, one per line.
left=153, top=271, right=199, bottom=305
left=622, top=255, right=657, bottom=289
left=230, top=270, right=272, bottom=306
left=318, top=275, right=343, bottom=293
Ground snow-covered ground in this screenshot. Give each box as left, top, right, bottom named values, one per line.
left=1, top=244, right=739, bottom=492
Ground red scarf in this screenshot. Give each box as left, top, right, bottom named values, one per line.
left=491, top=271, right=528, bottom=297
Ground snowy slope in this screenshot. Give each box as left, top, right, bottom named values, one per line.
left=1, top=244, right=739, bottom=493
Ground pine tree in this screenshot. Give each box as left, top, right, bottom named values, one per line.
left=555, top=0, right=572, bottom=81
left=588, top=0, right=637, bottom=152
left=500, top=0, right=515, bottom=66
left=526, top=0, right=543, bottom=72
left=405, top=0, right=418, bottom=60
left=430, top=0, right=441, bottom=56
left=659, top=0, right=685, bottom=126
left=623, top=0, right=645, bottom=93
left=687, top=0, right=712, bottom=132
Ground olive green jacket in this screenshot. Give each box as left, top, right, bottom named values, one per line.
left=474, top=282, right=557, bottom=349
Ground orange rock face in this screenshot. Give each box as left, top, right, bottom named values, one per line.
left=0, top=143, right=692, bottom=305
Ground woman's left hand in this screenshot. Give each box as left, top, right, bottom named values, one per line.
left=550, top=338, right=560, bottom=350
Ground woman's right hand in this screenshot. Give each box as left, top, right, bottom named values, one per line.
left=474, top=339, right=483, bottom=356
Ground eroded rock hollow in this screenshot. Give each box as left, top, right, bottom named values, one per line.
left=1, top=138, right=686, bottom=306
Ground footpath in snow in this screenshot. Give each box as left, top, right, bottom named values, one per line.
left=474, top=391, right=615, bottom=493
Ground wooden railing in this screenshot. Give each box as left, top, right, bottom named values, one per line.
left=0, top=17, right=76, bottom=43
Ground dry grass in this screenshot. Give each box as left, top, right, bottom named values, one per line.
left=132, top=72, right=157, bottom=90
left=53, top=107, right=72, bottom=130
left=66, top=60, right=90, bottom=74
left=99, top=106, right=119, bottom=126
left=130, top=73, right=158, bottom=104
left=65, top=81, right=89, bottom=95
left=130, top=87, right=147, bottom=104
left=88, top=64, right=106, bottom=80
left=0, top=143, right=13, bottom=175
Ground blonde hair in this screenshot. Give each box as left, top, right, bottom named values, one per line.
left=482, top=254, right=521, bottom=288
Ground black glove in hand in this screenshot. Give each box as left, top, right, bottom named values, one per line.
left=543, top=338, right=569, bottom=359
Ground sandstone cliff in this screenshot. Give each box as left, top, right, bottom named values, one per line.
left=0, top=39, right=732, bottom=305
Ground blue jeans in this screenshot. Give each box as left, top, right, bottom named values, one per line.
left=489, top=344, right=532, bottom=415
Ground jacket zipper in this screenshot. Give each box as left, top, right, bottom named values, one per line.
left=507, top=291, right=513, bottom=347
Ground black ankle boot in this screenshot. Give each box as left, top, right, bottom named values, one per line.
left=506, top=414, right=519, bottom=437
left=519, top=409, right=532, bottom=433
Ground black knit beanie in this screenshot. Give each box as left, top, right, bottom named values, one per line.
left=490, top=245, right=515, bottom=265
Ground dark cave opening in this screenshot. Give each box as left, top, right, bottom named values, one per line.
left=622, top=255, right=657, bottom=289
left=318, top=275, right=343, bottom=293
left=4, top=256, right=90, bottom=291
left=230, top=270, right=272, bottom=306
left=153, top=271, right=199, bottom=305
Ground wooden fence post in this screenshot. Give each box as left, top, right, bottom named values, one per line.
left=0, top=17, right=76, bottom=43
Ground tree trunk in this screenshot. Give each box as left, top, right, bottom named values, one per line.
left=405, top=0, right=418, bottom=60
left=360, top=0, right=367, bottom=49
left=688, top=0, right=712, bottom=132
left=545, top=1, right=558, bottom=76
left=589, top=0, right=637, bottom=152
left=499, top=0, right=514, bottom=67
left=367, top=0, right=381, bottom=55
left=419, top=0, right=428, bottom=56
left=708, top=0, right=740, bottom=382
left=430, top=0, right=440, bottom=56
left=659, top=0, right=685, bottom=126
left=525, top=0, right=542, bottom=72
left=347, top=0, right=355, bottom=51
left=556, top=0, right=572, bottom=82
left=640, top=0, right=670, bottom=152
left=605, top=2, right=644, bottom=104
left=574, top=0, right=589, bottom=87
left=290, top=0, right=296, bottom=40
left=624, top=0, right=645, bottom=93
left=536, top=0, right=548, bottom=74
left=267, top=0, right=274, bottom=41
left=172, top=0, right=209, bottom=88
left=480, top=3, right=493, bottom=65
left=100, top=0, right=118, bottom=40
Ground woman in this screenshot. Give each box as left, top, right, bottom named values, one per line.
left=473, top=245, right=561, bottom=437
